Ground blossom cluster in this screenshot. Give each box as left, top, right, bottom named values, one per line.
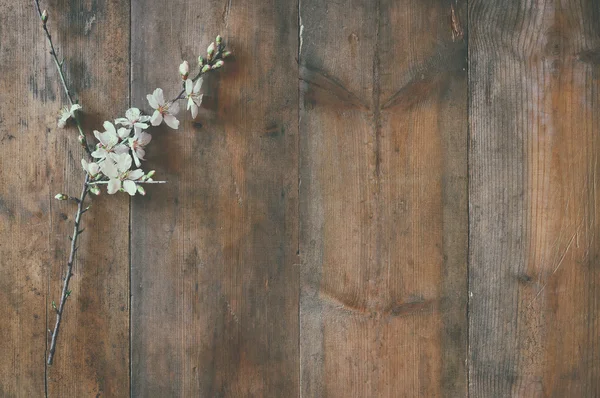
left=56, top=35, right=230, bottom=197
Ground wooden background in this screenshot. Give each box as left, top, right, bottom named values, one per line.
left=0, top=0, right=599, bottom=396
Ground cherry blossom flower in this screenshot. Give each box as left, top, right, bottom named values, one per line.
left=81, top=158, right=100, bottom=177
left=100, top=153, right=145, bottom=195
left=179, top=61, right=189, bottom=80
left=114, top=108, right=150, bottom=132
left=91, top=121, right=129, bottom=160
left=57, top=104, right=82, bottom=128
left=128, top=129, right=152, bottom=167
left=185, top=78, right=203, bottom=119
left=147, top=88, right=179, bottom=129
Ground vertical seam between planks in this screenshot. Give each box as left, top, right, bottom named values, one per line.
left=128, top=0, right=133, bottom=396
left=466, top=0, right=471, bottom=396
left=297, top=0, right=302, bottom=395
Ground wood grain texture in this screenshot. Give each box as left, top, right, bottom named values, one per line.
left=44, top=0, right=131, bottom=396
left=0, top=1, right=130, bottom=396
left=0, top=2, right=49, bottom=395
left=130, top=0, right=299, bottom=396
left=299, top=0, right=468, bottom=396
left=469, top=0, right=600, bottom=396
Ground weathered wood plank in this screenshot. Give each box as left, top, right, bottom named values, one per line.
left=44, top=0, right=131, bottom=396
left=469, top=1, right=600, bottom=396
left=0, top=2, right=49, bottom=395
left=299, top=0, right=468, bottom=396
left=0, top=1, right=131, bottom=396
left=130, top=0, right=299, bottom=396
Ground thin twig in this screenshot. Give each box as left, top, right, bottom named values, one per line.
left=47, top=174, right=89, bottom=365
left=87, top=180, right=167, bottom=185
left=34, top=0, right=93, bottom=364
left=33, top=0, right=92, bottom=156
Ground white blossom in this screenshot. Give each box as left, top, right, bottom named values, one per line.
left=147, top=88, right=179, bottom=129
left=185, top=78, right=203, bottom=119
left=128, top=129, right=152, bottom=167
left=57, top=104, right=82, bottom=128
left=81, top=158, right=101, bottom=177
left=114, top=108, right=150, bottom=132
left=100, top=153, right=145, bottom=196
left=179, top=61, right=190, bottom=79
left=91, top=121, right=129, bottom=160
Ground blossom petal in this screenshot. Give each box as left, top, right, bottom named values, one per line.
left=164, top=114, right=180, bottom=129
left=128, top=169, right=145, bottom=180
left=107, top=179, right=121, bottom=194
left=118, top=127, right=131, bottom=139
left=191, top=103, right=198, bottom=119
left=112, top=152, right=132, bottom=172
left=88, top=162, right=100, bottom=176
left=138, top=131, right=152, bottom=146
left=147, top=93, right=159, bottom=109
left=123, top=180, right=137, bottom=196
left=193, top=78, right=203, bottom=93
left=126, top=107, right=140, bottom=121
left=91, top=147, right=108, bottom=159
left=150, top=110, right=163, bottom=126
left=169, top=101, right=180, bottom=115
left=101, top=159, right=119, bottom=178
left=131, top=149, right=141, bottom=167
left=134, top=122, right=149, bottom=130
left=115, top=117, right=129, bottom=125
left=103, top=121, right=116, bottom=136
left=113, top=143, right=129, bottom=155
left=185, top=79, right=193, bottom=95
left=69, top=104, right=82, bottom=115
left=153, top=88, right=165, bottom=106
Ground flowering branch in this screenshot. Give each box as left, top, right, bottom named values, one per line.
left=33, top=0, right=91, bottom=155
left=36, top=1, right=231, bottom=365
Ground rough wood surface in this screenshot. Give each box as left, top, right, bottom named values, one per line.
left=0, top=3, right=48, bottom=395
left=44, top=0, right=131, bottom=396
left=4, top=0, right=600, bottom=396
left=299, top=0, right=468, bottom=396
left=0, top=0, right=130, bottom=396
left=469, top=1, right=600, bottom=396
left=130, top=0, right=299, bottom=396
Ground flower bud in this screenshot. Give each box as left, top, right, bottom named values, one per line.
left=78, top=134, right=87, bottom=148
left=222, top=50, right=232, bottom=59
left=201, top=64, right=211, bottom=73
left=207, top=42, right=215, bottom=60
left=212, top=60, right=224, bottom=69
left=198, top=55, right=205, bottom=66
left=54, top=193, right=68, bottom=201
left=216, top=35, right=222, bottom=44
left=179, top=60, right=190, bottom=80
left=137, top=185, right=146, bottom=196
left=89, top=185, right=100, bottom=196
left=41, top=10, right=48, bottom=23
left=146, top=170, right=156, bottom=179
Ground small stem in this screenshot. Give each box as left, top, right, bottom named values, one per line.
left=87, top=180, right=167, bottom=185
left=47, top=174, right=90, bottom=365
left=170, top=46, right=226, bottom=103
left=33, top=0, right=92, bottom=157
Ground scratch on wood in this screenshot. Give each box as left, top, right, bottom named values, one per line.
left=528, top=223, right=582, bottom=307
left=450, top=4, right=463, bottom=42
left=222, top=0, right=232, bottom=28
left=577, top=48, right=600, bottom=65
left=299, top=17, right=304, bottom=57
left=381, top=41, right=466, bottom=110
left=84, top=15, right=96, bottom=36
left=318, top=289, right=437, bottom=318
left=300, top=64, right=369, bottom=110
